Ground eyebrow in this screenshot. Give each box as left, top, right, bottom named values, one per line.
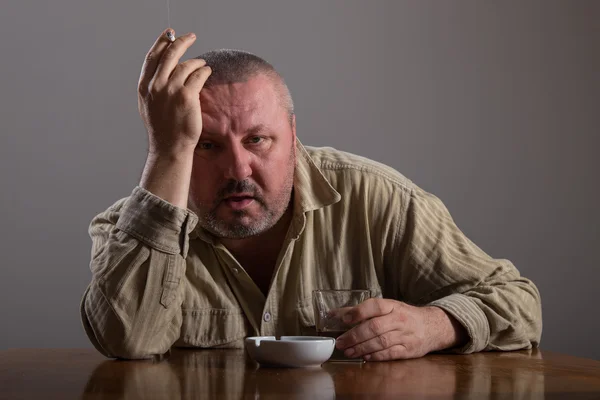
left=202, top=124, right=266, bottom=137
left=246, top=124, right=266, bottom=136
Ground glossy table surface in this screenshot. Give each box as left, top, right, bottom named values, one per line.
left=1, top=348, right=600, bottom=399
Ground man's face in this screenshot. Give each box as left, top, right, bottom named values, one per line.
left=189, top=74, right=296, bottom=239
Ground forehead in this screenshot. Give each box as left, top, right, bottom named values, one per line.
left=200, top=74, right=280, bottom=121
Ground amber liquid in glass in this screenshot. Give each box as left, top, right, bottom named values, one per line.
left=316, top=329, right=363, bottom=362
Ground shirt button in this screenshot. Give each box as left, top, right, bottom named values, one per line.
left=232, top=267, right=239, bottom=274
left=263, top=312, right=272, bottom=322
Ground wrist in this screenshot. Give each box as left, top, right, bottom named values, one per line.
left=148, top=142, right=197, bottom=160
left=140, top=149, right=195, bottom=209
left=425, top=306, right=468, bottom=352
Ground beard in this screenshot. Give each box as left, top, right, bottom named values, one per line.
left=192, top=151, right=295, bottom=239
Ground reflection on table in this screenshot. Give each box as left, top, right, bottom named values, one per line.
left=2, top=347, right=600, bottom=399
left=82, top=348, right=553, bottom=399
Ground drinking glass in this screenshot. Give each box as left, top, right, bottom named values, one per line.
left=312, top=289, right=370, bottom=362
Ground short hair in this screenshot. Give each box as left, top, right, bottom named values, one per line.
left=196, top=49, right=294, bottom=125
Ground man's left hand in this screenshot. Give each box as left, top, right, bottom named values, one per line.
left=334, top=298, right=467, bottom=361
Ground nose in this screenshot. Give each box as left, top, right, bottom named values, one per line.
left=222, top=143, right=252, bottom=181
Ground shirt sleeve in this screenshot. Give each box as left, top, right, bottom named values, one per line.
left=393, top=187, right=542, bottom=354
left=80, top=186, right=198, bottom=359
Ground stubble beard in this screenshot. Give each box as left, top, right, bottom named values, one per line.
left=193, top=153, right=295, bottom=239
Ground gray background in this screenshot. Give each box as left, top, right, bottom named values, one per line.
left=1, top=0, right=598, bottom=360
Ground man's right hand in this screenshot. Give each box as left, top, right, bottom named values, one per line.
left=138, top=29, right=212, bottom=155
left=137, top=29, right=212, bottom=208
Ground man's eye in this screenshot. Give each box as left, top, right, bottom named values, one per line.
left=248, top=136, right=263, bottom=144
left=198, top=142, right=214, bottom=150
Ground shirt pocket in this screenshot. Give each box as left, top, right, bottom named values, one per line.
left=295, top=302, right=319, bottom=336
left=179, top=308, right=248, bottom=348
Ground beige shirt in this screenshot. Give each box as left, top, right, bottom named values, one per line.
left=81, top=140, right=542, bottom=359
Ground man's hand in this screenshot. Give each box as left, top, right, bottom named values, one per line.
left=137, top=29, right=212, bottom=208
left=334, top=298, right=468, bottom=361
left=138, top=29, right=212, bottom=155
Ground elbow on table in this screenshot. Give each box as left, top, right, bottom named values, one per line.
left=489, top=291, right=543, bottom=351
left=503, top=277, right=543, bottom=347
left=99, top=336, right=168, bottom=360
left=84, top=316, right=168, bottom=360
left=527, top=299, right=543, bottom=348
left=521, top=279, right=543, bottom=346
left=81, top=290, right=173, bottom=360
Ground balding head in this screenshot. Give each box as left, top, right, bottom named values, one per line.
left=196, top=49, right=294, bottom=125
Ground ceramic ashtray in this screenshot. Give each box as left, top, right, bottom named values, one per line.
left=245, top=336, right=336, bottom=368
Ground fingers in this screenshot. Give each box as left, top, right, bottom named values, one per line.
left=363, top=345, right=409, bottom=362
left=342, top=330, right=405, bottom=358
left=138, top=29, right=176, bottom=96
left=169, top=58, right=207, bottom=87
left=185, top=64, right=212, bottom=93
left=343, top=298, right=395, bottom=325
left=336, top=315, right=396, bottom=350
left=152, top=32, right=197, bottom=89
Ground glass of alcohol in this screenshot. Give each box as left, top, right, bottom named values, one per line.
left=312, top=289, right=371, bottom=362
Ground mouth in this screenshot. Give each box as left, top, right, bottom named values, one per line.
left=222, top=194, right=256, bottom=210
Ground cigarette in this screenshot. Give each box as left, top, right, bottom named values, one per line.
left=166, top=31, right=175, bottom=42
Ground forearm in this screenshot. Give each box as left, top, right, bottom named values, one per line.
left=428, top=274, right=542, bottom=354
left=82, top=188, right=198, bottom=358
left=140, top=148, right=195, bottom=209
left=395, top=187, right=542, bottom=354
left=82, top=252, right=185, bottom=359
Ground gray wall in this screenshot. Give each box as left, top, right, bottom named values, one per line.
left=1, top=1, right=598, bottom=360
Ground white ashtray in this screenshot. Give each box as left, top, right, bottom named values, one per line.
left=245, top=336, right=336, bottom=368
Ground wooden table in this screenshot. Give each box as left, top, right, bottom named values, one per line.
left=1, top=348, right=600, bottom=399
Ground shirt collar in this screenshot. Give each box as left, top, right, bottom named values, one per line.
left=191, top=138, right=341, bottom=243
left=293, top=138, right=341, bottom=214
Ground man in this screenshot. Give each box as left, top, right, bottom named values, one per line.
left=81, top=29, right=542, bottom=360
